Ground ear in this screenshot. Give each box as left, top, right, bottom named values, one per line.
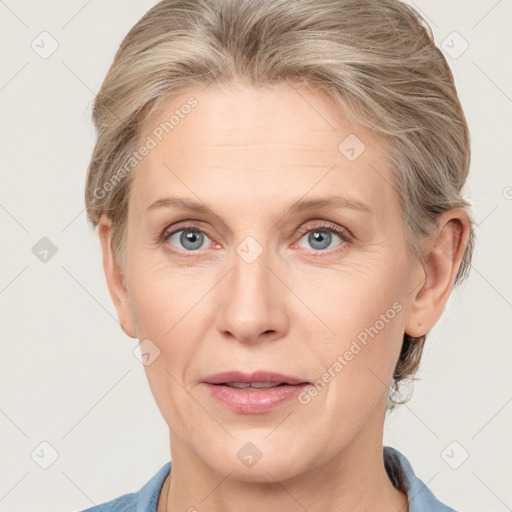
left=405, top=209, right=470, bottom=337
left=97, top=214, right=137, bottom=339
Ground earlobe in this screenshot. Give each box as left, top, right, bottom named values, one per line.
left=97, top=214, right=137, bottom=339
left=405, top=210, right=469, bottom=338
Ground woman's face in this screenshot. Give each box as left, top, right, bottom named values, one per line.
left=119, top=81, right=423, bottom=480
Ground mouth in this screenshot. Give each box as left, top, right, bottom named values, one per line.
left=201, top=371, right=311, bottom=413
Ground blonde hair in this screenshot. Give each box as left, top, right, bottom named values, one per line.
left=85, top=0, right=475, bottom=410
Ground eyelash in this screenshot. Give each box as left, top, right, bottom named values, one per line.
left=159, top=221, right=352, bottom=256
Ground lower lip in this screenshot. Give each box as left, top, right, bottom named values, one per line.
left=202, top=383, right=309, bottom=413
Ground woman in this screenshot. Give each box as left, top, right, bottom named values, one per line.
left=82, top=0, right=474, bottom=510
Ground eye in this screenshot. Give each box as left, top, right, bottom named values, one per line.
left=163, top=226, right=214, bottom=252
left=295, top=222, right=350, bottom=252
left=159, top=220, right=351, bottom=255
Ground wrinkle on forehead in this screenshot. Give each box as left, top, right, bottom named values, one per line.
left=132, top=82, right=396, bottom=228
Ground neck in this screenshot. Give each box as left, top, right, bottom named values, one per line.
left=157, top=403, right=408, bottom=512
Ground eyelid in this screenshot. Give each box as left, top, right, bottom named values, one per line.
left=161, top=220, right=211, bottom=239
left=294, top=220, right=352, bottom=240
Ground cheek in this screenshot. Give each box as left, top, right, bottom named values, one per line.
left=126, top=269, right=205, bottom=428
left=291, top=253, right=407, bottom=338
left=127, top=255, right=205, bottom=337
left=126, top=261, right=216, bottom=409
left=291, top=257, right=407, bottom=394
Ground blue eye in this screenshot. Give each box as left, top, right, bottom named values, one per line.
left=167, top=229, right=212, bottom=251
left=161, top=222, right=350, bottom=255
left=297, top=229, right=343, bottom=251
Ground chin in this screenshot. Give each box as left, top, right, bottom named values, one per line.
left=205, top=439, right=307, bottom=483
left=220, top=458, right=301, bottom=483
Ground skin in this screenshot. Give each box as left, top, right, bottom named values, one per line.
left=98, top=80, right=469, bottom=512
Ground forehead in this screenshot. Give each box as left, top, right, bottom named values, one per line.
left=132, top=81, right=397, bottom=216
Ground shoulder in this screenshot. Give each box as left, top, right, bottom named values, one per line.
left=76, top=461, right=171, bottom=512
left=78, top=492, right=137, bottom=512
left=384, top=446, right=457, bottom=512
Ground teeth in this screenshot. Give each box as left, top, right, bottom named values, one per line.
left=250, top=381, right=281, bottom=388
left=226, top=382, right=251, bottom=388
left=226, top=382, right=281, bottom=388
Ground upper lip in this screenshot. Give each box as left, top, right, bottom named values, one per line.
left=202, top=371, right=309, bottom=385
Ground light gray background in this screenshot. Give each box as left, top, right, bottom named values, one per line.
left=1, top=1, right=511, bottom=511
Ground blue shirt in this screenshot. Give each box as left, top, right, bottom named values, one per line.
left=78, top=446, right=456, bottom=511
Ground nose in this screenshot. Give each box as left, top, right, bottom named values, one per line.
left=216, top=243, right=289, bottom=345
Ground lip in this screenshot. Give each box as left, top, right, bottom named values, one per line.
left=202, top=371, right=309, bottom=386
left=201, top=371, right=311, bottom=414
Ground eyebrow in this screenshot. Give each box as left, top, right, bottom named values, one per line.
left=146, top=195, right=372, bottom=215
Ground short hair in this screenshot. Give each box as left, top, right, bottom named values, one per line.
left=85, top=0, right=475, bottom=410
